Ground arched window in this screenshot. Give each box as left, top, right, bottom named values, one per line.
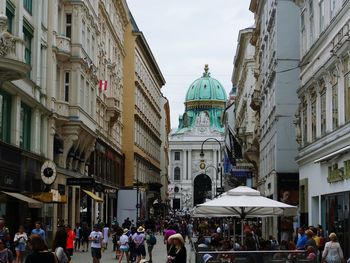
left=174, top=167, right=181, bottom=181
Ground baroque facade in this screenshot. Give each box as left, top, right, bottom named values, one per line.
left=0, top=0, right=167, bottom=242
left=168, top=65, right=226, bottom=211
left=294, top=0, right=350, bottom=256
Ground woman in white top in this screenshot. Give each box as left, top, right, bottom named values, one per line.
left=14, top=225, right=27, bottom=263
left=322, top=232, right=344, bottom=263
left=118, top=229, right=130, bottom=263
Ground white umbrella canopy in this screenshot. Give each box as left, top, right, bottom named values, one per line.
left=194, top=186, right=297, bottom=218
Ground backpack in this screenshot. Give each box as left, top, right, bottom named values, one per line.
left=149, top=234, right=156, bottom=245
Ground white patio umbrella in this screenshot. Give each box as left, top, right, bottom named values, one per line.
left=193, top=186, right=297, bottom=243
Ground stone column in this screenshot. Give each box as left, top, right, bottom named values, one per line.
left=182, top=149, right=187, bottom=181
left=41, top=115, right=48, bottom=156
left=337, top=61, right=345, bottom=125
left=32, top=108, right=41, bottom=154
left=187, top=150, right=191, bottom=181
left=11, top=95, right=21, bottom=146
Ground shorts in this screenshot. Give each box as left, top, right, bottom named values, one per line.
left=15, top=243, right=26, bottom=252
left=136, top=245, right=146, bottom=257
left=120, top=245, right=129, bottom=252
left=91, top=247, right=102, bottom=259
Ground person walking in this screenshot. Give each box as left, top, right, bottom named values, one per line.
left=89, top=224, right=103, bottom=263
left=52, top=228, right=70, bottom=263
left=24, top=235, right=56, bottom=263
left=0, top=218, right=11, bottom=249
left=322, top=232, right=345, bottom=263
left=166, top=233, right=186, bottom=263
left=0, top=237, right=14, bottom=263
left=13, top=226, right=27, bottom=263
left=132, top=227, right=146, bottom=263
left=102, top=223, right=110, bottom=251
left=118, top=229, right=130, bottom=263
left=31, top=222, right=45, bottom=241
left=74, top=223, right=82, bottom=252
left=81, top=223, right=91, bottom=252
left=145, top=229, right=156, bottom=263
left=65, top=225, right=75, bottom=257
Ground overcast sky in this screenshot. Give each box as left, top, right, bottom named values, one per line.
left=126, top=0, right=254, bottom=128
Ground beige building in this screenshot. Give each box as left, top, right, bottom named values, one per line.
left=0, top=0, right=134, bottom=240
left=122, top=15, right=166, bottom=219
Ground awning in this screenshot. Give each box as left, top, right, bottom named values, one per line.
left=314, top=145, right=350, bottom=163
left=82, top=189, right=104, bottom=203
left=2, top=191, right=43, bottom=208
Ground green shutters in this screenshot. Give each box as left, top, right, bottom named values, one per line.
left=23, top=0, right=32, bottom=14
left=20, top=103, right=31, bottom=151
left=0, top=90, right=12, bottom=143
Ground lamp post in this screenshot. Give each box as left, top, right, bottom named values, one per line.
left=200, top=137, right=223, bottom=192
left=205, top=164, right=219, bottom=198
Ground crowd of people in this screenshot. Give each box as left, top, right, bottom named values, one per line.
left=190, top=218, right=348, bottom=263
left=1, top=214, right=349, bottom=263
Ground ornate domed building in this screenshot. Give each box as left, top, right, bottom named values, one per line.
left=168, top=65, right=227, bottom=211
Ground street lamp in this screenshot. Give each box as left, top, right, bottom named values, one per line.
left=205, top=164, right=219, bottom=198
left=200, top=137, right=224, bottom=192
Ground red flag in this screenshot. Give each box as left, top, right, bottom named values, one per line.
left=99, top=80, right=108, bottom=91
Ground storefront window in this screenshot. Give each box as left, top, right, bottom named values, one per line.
left=322, top=192, right=350, bottom=258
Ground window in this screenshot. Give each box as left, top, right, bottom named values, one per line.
left=302, top=105, right=307, bottom=144
left=0, top=90, right=12, bottom=143
left=332, top=73, right=338, bottom=130
left=20, top=102, right=31, bottom=151
left=65, top=14, right=72, bottom=38
left=320, top=88, right=326, bottom=135
left=81, top=20, right=85, bottom=48
left=311, top=97, right=316, bottom=141
left=308, top=0, right=314, bottom=45
left=345, top=57, right=350, bottom=122
left=23, top=0, right=32, bottom=14
left=330, top=0, right=336, bottom=19
left=174, top=167, right=180, bottom=181
left=6, top=1, right=15, bottom=33
left=301, top=11, right=306, bottom=55
left=64, top=72, right=70, bottom=102
left=174, top=151, right=180, bottom=161
left=23, top=21, right=33, bottom=66
left=319, top=0, right=325, bottom=32
left=80, top=75, right=84, bottom=107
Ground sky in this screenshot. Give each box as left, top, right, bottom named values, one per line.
left=126, top=0, right=255, bottom=128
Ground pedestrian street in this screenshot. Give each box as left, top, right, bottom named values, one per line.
left=71, top=233, right=194, bottom=263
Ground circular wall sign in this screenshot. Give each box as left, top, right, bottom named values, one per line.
left=40, top=160, right=57, bottom=185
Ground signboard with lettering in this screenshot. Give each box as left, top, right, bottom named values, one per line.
left=66, top=178, right=95, bottom=186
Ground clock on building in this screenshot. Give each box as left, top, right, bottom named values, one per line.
left=40, top=160, right=57, bottom=185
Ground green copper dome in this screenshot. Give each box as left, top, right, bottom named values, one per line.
left=185, top=65, right=227, bottom=103
left=173, top=65, right=227, bottom=134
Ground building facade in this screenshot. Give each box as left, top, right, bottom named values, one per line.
left=168, top=65, right=227, bottom=211
left=249, top=0, right=300, bottom=239
left=0, top=0, right=159, bottom=241
left=295, top=0, right=350, bottom=257
left=230, top=27, right=257, bottom=187
left=122, top=15, right=166, bottom=220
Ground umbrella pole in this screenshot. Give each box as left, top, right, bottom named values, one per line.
left=241, top=219, right=244, bottom=245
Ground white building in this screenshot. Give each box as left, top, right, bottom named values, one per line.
left=168, top=65, right=227, bottom=211
left=249, top=0, right=301, bottom=239
left=295, top=0, right=350, bottom=255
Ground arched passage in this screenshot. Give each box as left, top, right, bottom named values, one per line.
left=193, top=173, right=212, bottom=206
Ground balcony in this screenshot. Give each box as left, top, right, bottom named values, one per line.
left=106, top=97, right=121, bottom=127
left=250, top=89, right=261, bottom=111
left=54, top=101, right=69, bottom=118
left=54, top=35, right=71, bottom=61
left=0, top=15, right=31, bottom=82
